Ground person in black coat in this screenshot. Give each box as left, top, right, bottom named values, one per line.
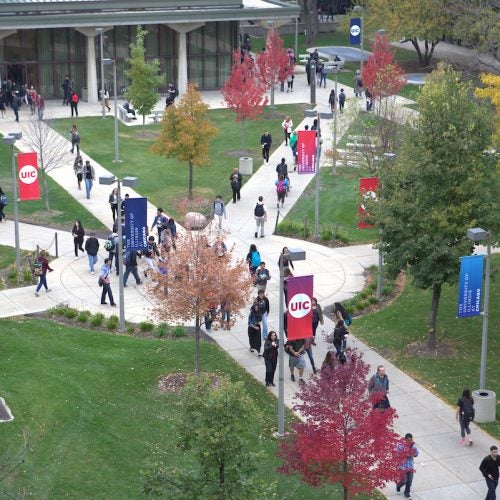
left=247, top=304, right=262, bottom=354
left=260, top=131, right=272, bottom=163
left=263, top=331, right=279, bottom=386
left=229, top=168, right=243, bottom=203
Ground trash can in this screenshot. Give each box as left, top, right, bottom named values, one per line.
left=472, top=389, right=496, bottom=423
left=239, top=157, right=253, bottom=175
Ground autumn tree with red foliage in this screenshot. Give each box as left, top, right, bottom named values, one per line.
left=148, top=233, right=253, bottom=375
left=278, top=350, right=401, bottom=500
left=256, top=29, right=294, bottom=108
left=222, top=50, right=268, bottom=149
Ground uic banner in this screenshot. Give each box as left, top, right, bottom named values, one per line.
left=18, top=152, right=40, bottom=201
left=287, top=275, right=313, bottom=340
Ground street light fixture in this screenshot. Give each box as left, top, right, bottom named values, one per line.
left=353, top=5, right=364, bottom=74
left=3, top=132, right=23, bottom=270
left=102, top=58, right=120, bottom=163
left=99, top=174, right=138, bottom=331
left=467, top=227, right=491, bottom=391
left=277, top=247, right=306, bottom=438
left=304, top=109, right=334, bottom=239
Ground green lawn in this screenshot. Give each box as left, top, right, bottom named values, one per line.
left=0, top=318, right=366, bottom=499
left=51, top=104, right=309, bottom=219
left=0, top=143, right=105, bottom=231
left=352, top=255, right=500, bottom=439
left=280, top=166, right=378, bottom=245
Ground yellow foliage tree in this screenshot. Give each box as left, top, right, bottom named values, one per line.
left=475, top=73, right=500, bottom=148
left=152, top=83, right=218, bottom=198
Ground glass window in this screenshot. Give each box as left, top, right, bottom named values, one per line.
left=144, top=25, right=158, bottom=56
left=39, top=63, right=54, bottom=97
left=187, top=29, right=203, bottom=56
left=53, top=29, right=68, bottom=60
left=69, top=29, right=85, bottom=59
left=37, top=29, right=52, bottom=62
left=204, top=23, right=217, bottom=55
left=4, top=31, right=22, bottom=61
left=70, top=62, right=85, bottom=94
left=159, top=25, right=175, bottom=56
left=188, top=56, right=202, bottom=87
left=114, top=26, right=130, bottom=60
left=203, top=56, right=218, bottom=89
left=20, top=30, right=36, bottom=61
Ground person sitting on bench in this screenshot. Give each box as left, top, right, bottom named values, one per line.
left=123, top=101, right=137, bottom=119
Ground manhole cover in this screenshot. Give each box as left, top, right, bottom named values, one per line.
left=0, top=397, right=14, bottom=422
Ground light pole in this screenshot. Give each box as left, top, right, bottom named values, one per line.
left=102, top=58, right=120, bottom=163
left=99, top=174, right=138, bottom=331
left=309, top=59, right=316, bottom=105
left=467, top=227, right=491, bottom=390
left=332, top=68, right=338, bottom=176
left=96, top=27, right=105, bottom=118
left=3, top=132, right=22, bottom=270
left=353, top=5, right=364, bottom=73
left=277, top=247, right=306, bottom=438
left=305, top=109, right=333, bottom=239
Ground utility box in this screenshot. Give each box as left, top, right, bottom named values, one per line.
left=239, top=157, right=253, bottom=175
left=472, top=389, right=496, bottom=423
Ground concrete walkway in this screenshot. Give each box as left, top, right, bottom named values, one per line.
left=0, top=71, right=496, bottom=500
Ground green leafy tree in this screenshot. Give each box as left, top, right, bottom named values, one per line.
left=362, top=0, right=453, bottom=67
left=144, top=374, right=270, bottom=499
left=374, top=64, right=498, bottom=348
left=151, top=83, right=218, bottom=198
left=124, top=26, right=164, bottom=128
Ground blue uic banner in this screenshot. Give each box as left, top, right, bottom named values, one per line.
left=124, top=197, right=148, bottom=251
left=350, top=17, right=361, bottom=45
left=457, top=254, right=484, bottom=318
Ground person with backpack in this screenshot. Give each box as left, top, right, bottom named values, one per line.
left=328, top=89, right=336, bottom=113
left=11, top=91, right=20, bottom=122
left=83, top=160, right=95, bottom=199
left=275, top=175, right=289, bottom=209
left=334, top=301, right=352, bottom=326
left=123, top=249, right=143, bottom=287
left=229, top=168, right=242, bottom=203
left=368, top=365, right=390, bottom=410
left=276, top=157, right=288, bottom=180
left=34, top=250, right=53, bottom=297
left=353, top=70, right=363, bottom=97
left=289, top=131, right=298, bottom=168
left=246, top=243, right=261, bottom=277
left=0, top=187, right=8, bottom=222
left=99, top=258, right=116, bottom=306
left=255, top=262, right=271, bottom=292
left=212, top=195, right=226, bottom=230
left=165, top=82, right=178, bottom=107
left=338, top=88, right=346, bottom=113
left=319, top=64, right=328, bottom=88
left=253, top=195, right=267, bottom=238
left=143, top=235, right=160, bottom=278
left=104, top=232, right=117, bottom=269
left=70, top=89, right=79, bottom=117
left=456, top=388, right=475, bottom=446
left=84, top=232, right=100, bottom=275
left=70, top=124, right=80, bottom=154
left=151, top=207, right=168, bottom=241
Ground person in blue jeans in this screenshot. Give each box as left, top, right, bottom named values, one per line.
left=84, top=232, right=100, bottom=275
left=395, top=433, right=419, bottom=498
left=480, top=446, right=499, bottom=500
left=99, top=258, right=116, bottom=306
left=83, top=160, right=95, bottom=199
left=34, top=250, right=53, bottom=296
left=123, top=249, right=143, bottom=287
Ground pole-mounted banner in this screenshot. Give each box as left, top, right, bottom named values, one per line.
left=358, top=176, right=379, bottom=229
left=457, top=254, right=484, bottom=318
left=350, top=17, right=361, bottom=45
left=297, top=130, right=317, bottom=174
left=287, top=275, right=313, bottom=340
left=124, top=197, right=148, bottom=251
left=17, top=152, right=40, bottom=201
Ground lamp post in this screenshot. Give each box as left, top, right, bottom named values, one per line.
left=467, top=227, right=491, bottom=390
left=304, top=109, right=333, bottom=239
left=102, top=58, right=120, bottom=163
left=277, top=247, right=306, bottom=438
left=332, top=68, right=338, bottom=176
left=99, top=174, right=138, bottom=331
left=96, top=28, right=105, bottom=118
left=3, top=132, right=22, bottom=270
left=309, top=59, right=316, bottom=105
left=353, top=5, right=364, bottom=73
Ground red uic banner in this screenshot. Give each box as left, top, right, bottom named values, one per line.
left=18, top=152, right=40, bottom=201
left=297, top=130, right=316, bottom=174
left=287, top=275, right=313, bottom=340
left=358, top=176, right=379, bottom=229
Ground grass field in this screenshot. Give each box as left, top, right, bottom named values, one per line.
left=0, top=318, right=377, bottom=499
left=352, top=254, right=500, bottom=438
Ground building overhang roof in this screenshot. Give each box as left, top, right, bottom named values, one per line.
left=0, top=0, right=301, bottom=30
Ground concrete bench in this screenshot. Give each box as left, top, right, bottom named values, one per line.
left=149, top=110, right=164, bottom=123
left=324, top=59, right=345, bottom=71
left=117, top=104, right=135, bottom=123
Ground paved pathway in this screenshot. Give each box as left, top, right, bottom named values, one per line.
left=0, top=69, right=496, bottom=499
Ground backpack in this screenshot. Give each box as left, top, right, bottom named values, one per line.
left=71, top=93, right=79, bottom=103
left=462, top=399, right=475, bottom=422
left=254, top=203, right=264, bottom=217
left=251, top=251, right=261, bottom=268
left=174, top=87, right=179, bottom=97
left=344, top=313, right=352, bottom=327
left=0, top=194, right=7, bottom=205
left=276, top=180, right=285, bottom=193
left=104, top=239, right=114, bottom=252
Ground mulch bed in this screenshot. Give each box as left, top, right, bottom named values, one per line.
left=158, top=372, right=220, bottom=394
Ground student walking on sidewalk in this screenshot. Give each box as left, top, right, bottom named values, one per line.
left=395, top=433, right=419, bottom=499
left=456, top=387, right=475, bottom=446
left=479, top=445, right=499, bottom=500
left=99, top=258, right=116, bottom=306
left=34, top=250, right=53, bottom=296
left=254, top=196, right=267, bottom=238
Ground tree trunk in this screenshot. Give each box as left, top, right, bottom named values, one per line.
left=427, top=283, right=441, bottom=349
left=218, top=455, right=225, bottom=487
left=195, top=314, right=200, bottom=375
left=270, top=84, right=275, bottom=109
left=42, top=170, right=50, bottom=211
left=343, top=485, right=349, bottom=500
left=241, top=119, right=246, bottom=149
left=188, top=159, right=193, bottom=198
left=411, top=38, right=424, bottom=66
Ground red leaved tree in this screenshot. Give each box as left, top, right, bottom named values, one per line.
left=256, top=29, right=294, bottom=108
left=221, top=50, right=268, bottom=149
left=148, top=233, right=253, bottom=375
left=277, top=350, right=401, bottom=500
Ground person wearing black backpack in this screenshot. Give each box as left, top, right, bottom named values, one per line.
left=456, top=387, right=475, bottom=446
left=0, top=187, right=7, bottom=222
left=253, top=195, right=267, bottom=238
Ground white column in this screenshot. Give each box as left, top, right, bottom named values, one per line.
left=86, top=34, right=98, bottom=103
left=166, top=23, right=204, bottom=96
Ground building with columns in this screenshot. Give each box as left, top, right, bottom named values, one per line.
left=0, top=0, right=299, bottom=102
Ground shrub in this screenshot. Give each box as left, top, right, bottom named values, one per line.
left=368, top=296, right=379, bottom=305
left=90, top=313, right=105, bottom=327
left=382, top=284, right=394, bottom=296
left=172, top=325, right=186, bottom=338
left=49, top=305, right=68, bottom=316
left=320, top=228, right=333, bottom=241
left=156, top=322, right=170, bottom=338
left=359, top=290, right=369, bottom=300
left=7, top=269, right=17, bottom=282
left=126, top=325, right=135, bottom=334
left=23, top=268, right=33, bottom=282
left=140, top=321, right=154, bottom=332
left=367, top=282, right=377, bottom=292
left=64, top=308, right=78, bottom=319
left=77, top=311, right=90, bottom=323
left=277, top=219, right=311, bottom=238
left=106, top=315, right=119, bottom=330
left=354, top=301, right=368, bottom=311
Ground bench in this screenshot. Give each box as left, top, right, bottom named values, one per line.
left=117, top=104, right=135, bottom=123
left=324, top=59, right=345, bottom=71
left=149, top=110, right=164, bottom=123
